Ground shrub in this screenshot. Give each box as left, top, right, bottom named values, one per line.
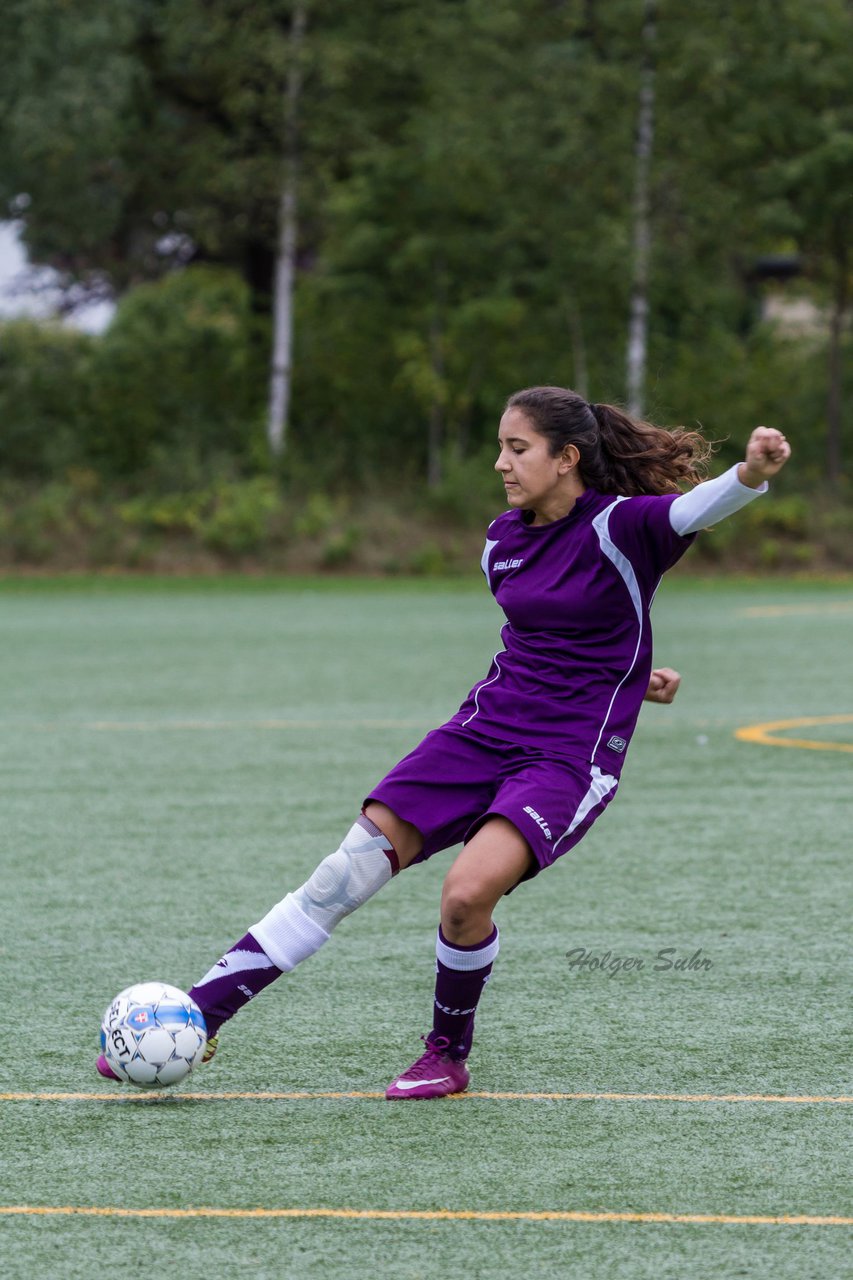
left=88, top=266, right=263, bottom=477
left=422, top=446, right=503, bottom=529
left=200, top=479, right=281, bottom=556
left=0, top=321, right=95, bottom=477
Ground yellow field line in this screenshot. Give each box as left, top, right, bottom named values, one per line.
left=0, top=1205, right=850, bottom=1225
left=2, top=1090, right=850, bottom=1104
left=735, top=714, right=853, bottom=754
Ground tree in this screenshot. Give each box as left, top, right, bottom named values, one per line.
left=0, top=0, right=140, bottom=294
left=268, top=1, right=308, bottom=457
left=3, top=0, right=848, bottom=491
left=649, top=0, right=852, bottom=474
left=0, top=1, right=334, bottom=301
left=312, top=0, right=646, bottom=481
left=626, top=0, right=656, bottom=417
left=754, top=3, right=853, bottom=487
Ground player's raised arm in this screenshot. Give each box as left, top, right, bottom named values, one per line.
left=669, top=428, right=791, bottom=537
left=737, top=426, right=791, bottom=487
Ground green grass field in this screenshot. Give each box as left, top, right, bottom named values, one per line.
left=1, top=575, right=851, bottom=1279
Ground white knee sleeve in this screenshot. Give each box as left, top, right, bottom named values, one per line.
left=251, top=818, right=396, bottom=971
left=293, top=817, right=396, bottom=932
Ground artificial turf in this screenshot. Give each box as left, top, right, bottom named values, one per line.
left=1, top=576, right=850, bottom=1278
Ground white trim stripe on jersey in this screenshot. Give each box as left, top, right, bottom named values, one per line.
left=589, top=500, right=644, bottom=764
left=553, top=764, right=618, bottom=855
left=480, top=537, right=499, bottom=583
left=461, top=624, right=508, bottom=728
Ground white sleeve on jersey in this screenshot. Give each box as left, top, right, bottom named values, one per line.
left=669, top=464, right=768, bottom=536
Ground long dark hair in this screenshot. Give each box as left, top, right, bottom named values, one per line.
left=506, top=386, right=712, bottom=496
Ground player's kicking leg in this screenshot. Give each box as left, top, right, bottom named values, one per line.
left=96, top=805, right=420, bottom=1081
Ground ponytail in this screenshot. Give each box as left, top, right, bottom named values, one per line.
left=506, top=387, right=712, bottom=496
left=588, top=401, right=711, bottom=495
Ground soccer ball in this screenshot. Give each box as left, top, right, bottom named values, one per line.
left=100, top=982, right=207, bottom=1089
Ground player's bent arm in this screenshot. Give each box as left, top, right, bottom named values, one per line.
left=669, top=427, right=791, bottom=537
left=644, top=667, right=681, bottom=704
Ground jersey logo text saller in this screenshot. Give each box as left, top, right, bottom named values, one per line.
left=607, top=735, right=627, bottom=753
left=493, top=557, right=524, bottom=571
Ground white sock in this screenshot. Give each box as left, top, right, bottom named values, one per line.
left=251, top=893, right=330, bottom=972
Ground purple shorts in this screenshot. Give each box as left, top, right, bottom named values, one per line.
left=365, top=723, right=619, bottom=882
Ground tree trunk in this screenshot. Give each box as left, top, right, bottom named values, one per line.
left=626, top=0, right=656, bottom=418
left=267, top=2, right=308, bottom=459
left=826, top=237, right=848, bottom=490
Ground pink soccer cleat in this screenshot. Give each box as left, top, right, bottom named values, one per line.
left=96, top=1054, right=122, bottom=1082
left=385, top=1035, right=470, bottom=1100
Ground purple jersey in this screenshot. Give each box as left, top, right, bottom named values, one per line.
left=448, top=489, right=695, bottom=774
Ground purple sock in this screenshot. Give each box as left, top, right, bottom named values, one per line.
left=431, top=924, right=499, bottom=1060
left=188, top=932, right=282, bottom=1037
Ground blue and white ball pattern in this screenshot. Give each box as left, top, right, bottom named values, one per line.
left=100, top=982, right=207, bottom=1089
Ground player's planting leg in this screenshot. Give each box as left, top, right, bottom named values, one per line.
left=188, top=815, right=399, bottom=1037
left=432, top=923, right=499, bottom=1057
left=385, top=925, right=499, bottom=1100
left=387, top=815, right=528, bottom=1100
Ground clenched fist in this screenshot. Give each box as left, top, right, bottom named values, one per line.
left=644, top=667, right=681, bottom=704
left=738, top=427, right=791, bottom=488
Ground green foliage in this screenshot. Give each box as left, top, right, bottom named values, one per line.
left=200, top=479, right=281, bottom=555
left=0, top=0, right=849, bottom=496
left=649, top=324, right=852, bottom=486
left=0, top=470, right=850, bottom=573
left=117, top=492, right=207, bottom=536
left=0, top=470, right=108, bottom=563
left=118, top=478, right=282, bottom=556
left=292, top=493, right=340, bottom=540
left=422, top=446, right=504, bottom=529
left=406, top=541, right=453, bottom=576
left=0, top=474, right=285, bottom=568
left=0, top=0, right=140, bottom=278
left=0, top=322, right=95, bottom=477
left=88, top=266, right=262, bottom=477
left=0, top=271, right=264, bottom=485
left=319, top=526, right=361, bottom=570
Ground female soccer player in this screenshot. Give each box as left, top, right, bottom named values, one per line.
left=98, top=387, right=790, bottom=1098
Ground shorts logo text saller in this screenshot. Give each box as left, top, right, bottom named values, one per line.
left=523, top=805, right=552, bottom=840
